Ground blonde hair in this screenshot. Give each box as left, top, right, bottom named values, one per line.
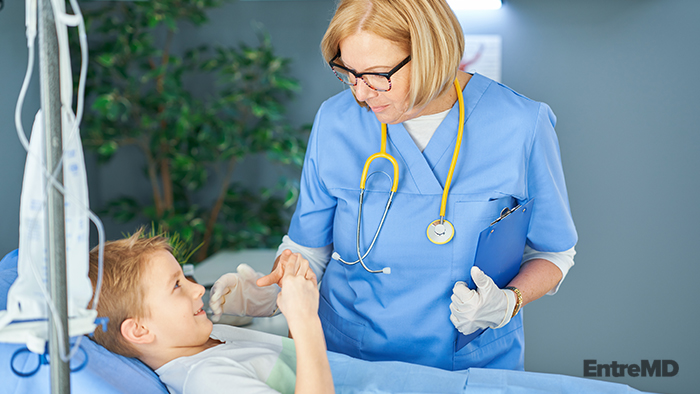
left=321, top=0, right=464, bottom=111
left=88, top=228, right=172, bottom=358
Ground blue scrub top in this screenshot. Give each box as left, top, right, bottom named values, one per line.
left=288, top=73, right=577, bottom=371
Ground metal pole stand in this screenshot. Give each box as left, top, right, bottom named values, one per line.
left=38, top=0, right=70, bottom=392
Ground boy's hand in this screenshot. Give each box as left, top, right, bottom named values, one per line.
left=276, top=253, right=319, bottom=329
left=274, top=255, right=334, bottom=394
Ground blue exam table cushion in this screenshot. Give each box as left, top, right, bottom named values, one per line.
left=0, top=249, right=168, bottom=393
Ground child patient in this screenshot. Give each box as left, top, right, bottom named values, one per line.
left=87, top=230, right=334, bottom=394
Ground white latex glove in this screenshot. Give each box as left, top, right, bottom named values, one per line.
left=208, top=264, right=280, bottom=322
left=449, top=266, right=516, bottom=335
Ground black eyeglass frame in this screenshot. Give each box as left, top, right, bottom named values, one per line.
left=329, top=52, right=412, bottom=92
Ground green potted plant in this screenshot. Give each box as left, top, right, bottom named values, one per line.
left=74, top=0, right=307, bottom=263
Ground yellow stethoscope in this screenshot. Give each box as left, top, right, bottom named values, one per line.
left=332, top=78, right=465, bottom=274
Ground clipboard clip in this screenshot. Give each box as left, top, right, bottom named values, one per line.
left=490, top=204, right=522, bottom=226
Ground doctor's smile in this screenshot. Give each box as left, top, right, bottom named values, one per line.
left=369, top=104, right=389, bottom=113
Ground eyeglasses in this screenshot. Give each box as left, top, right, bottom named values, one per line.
left=329, top=52, right=411, bottom=92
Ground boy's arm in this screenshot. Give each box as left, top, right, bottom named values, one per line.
left=288, top=313, right=334, bottom=394
left=276, top=254, right=335, bottom=394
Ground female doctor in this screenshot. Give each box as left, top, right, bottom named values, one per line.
left=209, top=0, right=577, bottom=371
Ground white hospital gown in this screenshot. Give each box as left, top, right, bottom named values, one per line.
left=156, top=324, right=296, bottom=394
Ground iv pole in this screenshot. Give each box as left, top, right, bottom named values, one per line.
left=38, top=0, right=71, bottom=391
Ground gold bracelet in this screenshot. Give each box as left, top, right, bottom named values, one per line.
left=505, top=286, right=523, bottom=318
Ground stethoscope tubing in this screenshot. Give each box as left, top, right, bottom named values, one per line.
left=438, top=77, right=465, bottom=222
left=333, top=189, right=394, bottom=272
left=354, top=190, right=394, bottom=273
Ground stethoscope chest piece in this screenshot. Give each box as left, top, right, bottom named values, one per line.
left=427, top=219, right=454, bottom=245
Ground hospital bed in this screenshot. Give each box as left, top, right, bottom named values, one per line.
left=0, top=249, right=654, bottom=393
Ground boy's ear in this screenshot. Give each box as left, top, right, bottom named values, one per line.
left=121, top=318, right=154, bottom=345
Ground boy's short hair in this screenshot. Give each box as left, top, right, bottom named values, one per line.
left=321, top=0, right=465, bottom=111
left=88, top=228, right=172, bottom=358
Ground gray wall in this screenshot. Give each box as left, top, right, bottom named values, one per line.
left=458, top=3, right=698, bottom=394
left=1, top=0, right=697, bottom=393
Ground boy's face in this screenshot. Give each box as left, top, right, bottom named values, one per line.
left=138, top=250, right=212, bottom=349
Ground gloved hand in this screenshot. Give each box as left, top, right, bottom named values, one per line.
left=208, top=264, right=280, bottom=322
left=449, top=266, right=516, bottom=335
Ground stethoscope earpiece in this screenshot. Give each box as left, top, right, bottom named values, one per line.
left=333, top=251, right=391, bottom=274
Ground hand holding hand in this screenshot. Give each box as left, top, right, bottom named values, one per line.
left=257, top=249, right=316, bottom=288
left=449, top=266, right=516, bottom=335
left=275, top=253, right=319, bottom=330
left=208, top=263, right=279, bottom=322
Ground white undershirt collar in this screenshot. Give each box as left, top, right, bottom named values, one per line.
left=402, top=109, right=451, bottom=152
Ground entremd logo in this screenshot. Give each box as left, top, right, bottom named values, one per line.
left=584, top=360, right=679, bottom=377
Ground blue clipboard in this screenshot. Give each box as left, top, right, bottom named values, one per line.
left=455, top=198, right=534, bottom=351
